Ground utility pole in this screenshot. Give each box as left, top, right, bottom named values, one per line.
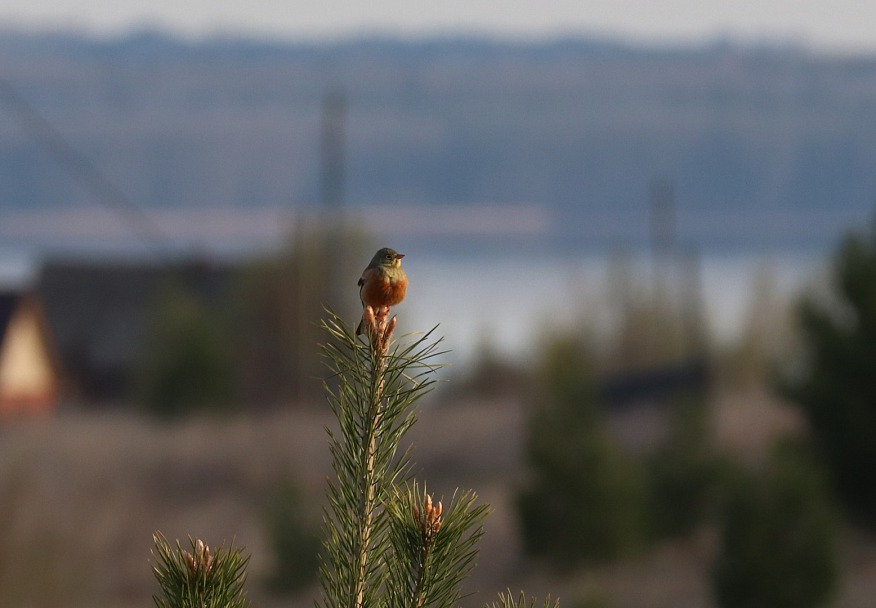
left=649, top=178, right=706, bottom=361
left=320, top=89, right=347, bottom=212
left=650, top=179, right=676, bottom=266
left=320, top=89, right=348, bottom=310
left=650, top=178, right=677, bottom=309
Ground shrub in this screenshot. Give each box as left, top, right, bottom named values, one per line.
left=712, top=441, right=839, bottom=608
left=781, top=223, right=876, bottom=523
left=644, top=393, right=725, bottom=540
left=138, top=283, right=237, bottom=417
left=263, top=478, right=321, bottom=593
left=151, top=298, right=553, bottom=608
left=518, top=334, right=644, bottom=566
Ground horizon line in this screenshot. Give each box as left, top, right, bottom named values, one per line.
left=0, top=24, right=870, bottom=60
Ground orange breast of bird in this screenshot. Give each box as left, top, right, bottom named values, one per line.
left=361, top=271, right=407, bottom=308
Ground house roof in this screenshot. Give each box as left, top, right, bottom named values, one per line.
left=37, top=256, right=234, bottom=399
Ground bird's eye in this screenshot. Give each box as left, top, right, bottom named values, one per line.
left=385, top=253, right=393, bottom=259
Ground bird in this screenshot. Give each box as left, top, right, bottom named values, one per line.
left=356, top=247, right=408, bottom=335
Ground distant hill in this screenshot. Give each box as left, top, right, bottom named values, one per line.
left=1, top=30, right=876, bottom=250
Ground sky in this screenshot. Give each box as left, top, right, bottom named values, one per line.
left=1, top=1, right=876, bottom=55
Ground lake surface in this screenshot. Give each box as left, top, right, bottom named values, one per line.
left=0, top=242, right=830, bottom=365
left=403, top=248, right=828, bottom=364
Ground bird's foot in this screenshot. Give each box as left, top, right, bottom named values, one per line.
left=361, top=305, right=396, bottom=354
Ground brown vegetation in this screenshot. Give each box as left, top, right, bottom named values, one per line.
left=1, top=380, right=871, bottom=608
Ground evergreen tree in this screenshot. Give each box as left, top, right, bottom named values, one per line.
left=151, top=306, right=553, bottom=608
left=517, top=335, right=643, bottom=566
left=782, top=221, right=876, bottom=522
left=712, top=442, right=838, bottom=608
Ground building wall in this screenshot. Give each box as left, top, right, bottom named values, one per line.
left=0, top=298, right=57, bottom=416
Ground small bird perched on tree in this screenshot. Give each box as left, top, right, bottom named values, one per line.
left=356, top=247, right=408, bottom=336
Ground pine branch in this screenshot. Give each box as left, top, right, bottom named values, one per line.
left=146, top=302, right=557, bottom=608
left=151, top=532, right=250, bottom=608
left=318, top=308, right=444, bottom=608
left=385, top=483, right=490, bottom=608
left=317, top=305, right=553, bottom=608
left=488, top=590, right=560, bottom=608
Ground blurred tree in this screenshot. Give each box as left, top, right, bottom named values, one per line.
left=605, top=248, right=695, bottom=372
left=263, top=477, right=321, bottom=593
left=517, top=334, right=644, bottom=566
left=452, top=333, right=531, bottom=399
left=723, top=266, right=793, bottom=386
left=712, top=441, right=838, bottom=608
left=138, top=282, right=237, bottom=418
left=781, top=221, right=876, bottom=522
left=644, top=393, right=726, bottom=540
left=232, top=221, right=369, bottom=406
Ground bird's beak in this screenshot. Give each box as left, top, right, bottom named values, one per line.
left=396, top=253, right=405, bottom=260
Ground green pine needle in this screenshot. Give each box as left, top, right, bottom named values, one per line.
left=385, top=483, right=490, bottom=608
left=488, top=590, right=560, bottom=608
left=147, top=308, right=556, bottom=608
left=317, top=309, right=445, bottom=608
left=151, top=532, right=250, bottom=608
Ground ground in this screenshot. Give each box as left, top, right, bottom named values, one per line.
left=0, top=389, right=872, bottom=607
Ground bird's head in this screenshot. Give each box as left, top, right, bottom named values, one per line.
left=371, top=247, right=405, bottom=268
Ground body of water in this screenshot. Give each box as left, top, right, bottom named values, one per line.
left=403, top=248, right=828, bottom=364
left=0, top=241, right=831, bottom=365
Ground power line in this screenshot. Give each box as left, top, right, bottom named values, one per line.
left=0, top=77, right=170, bottom=254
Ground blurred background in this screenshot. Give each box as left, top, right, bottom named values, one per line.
left=2, top=2, right=876, bottom=607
